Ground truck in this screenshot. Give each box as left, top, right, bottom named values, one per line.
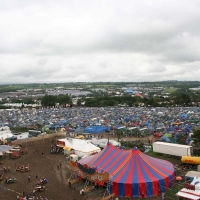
left=152, top=142, right=193, bottom=157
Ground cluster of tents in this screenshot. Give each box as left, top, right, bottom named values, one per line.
left=0, top=107, right=199, bottom=144
left=1, top=107, right=200, bottom=129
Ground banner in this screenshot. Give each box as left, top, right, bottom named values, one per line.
left=68, top=161, right=109, bottom=182
left=68, top=161, right=86, bottom=178
left=89, top=172, right=109, bottom=182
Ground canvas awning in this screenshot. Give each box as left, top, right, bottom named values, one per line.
left=13, top=146, right=21, bottom=149
left=10, top=149, right=20, bottom=151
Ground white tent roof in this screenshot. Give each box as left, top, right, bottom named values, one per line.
left=185, top=171, right=200, bottom=179
left=0, top=145, right=12, bottom=153
left=58, top=138, right=101, bottom=153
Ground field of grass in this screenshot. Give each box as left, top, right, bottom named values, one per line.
left=165, top=181, right=184, bottom=199
left=95, top=84, right=116, bottom=88
left=145, top=151, right=181, bottom=165
left=166, top=88, right=177, bottom=93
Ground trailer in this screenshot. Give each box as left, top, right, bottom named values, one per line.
left=153, top=142, right=193, bottom=157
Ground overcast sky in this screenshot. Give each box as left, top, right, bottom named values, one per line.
left=1, top=0, right=200, bottom=84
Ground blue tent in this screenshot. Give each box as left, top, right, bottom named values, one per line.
left=84, top=126, right=110, bottom=134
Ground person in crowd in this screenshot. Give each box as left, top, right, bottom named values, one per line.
left=81, top=188, right=84, bottom=195
left=68, top=179, right=72, bottom=188
left=142, top=191, right=144, bottom=198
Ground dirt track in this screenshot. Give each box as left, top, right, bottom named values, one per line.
left=0, top=136, right=89, bottom=200
left=0, top=132, right=170, bottom=200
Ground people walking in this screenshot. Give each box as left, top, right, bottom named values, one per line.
left=28, top=175, right=31, bottom=181
left=81, top=188, right=84, bottom=195
left=68, top=179, right=72, bottom=188
left=142, top=191, right=144, bottom=198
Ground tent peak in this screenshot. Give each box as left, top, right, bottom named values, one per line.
left=132, top=147, right=140, bottom=154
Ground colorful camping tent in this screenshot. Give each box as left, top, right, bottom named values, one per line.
left=78, top=143, right=175, bottom=198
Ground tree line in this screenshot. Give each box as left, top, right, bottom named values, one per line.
left=2, top=90, right=198, bottom=107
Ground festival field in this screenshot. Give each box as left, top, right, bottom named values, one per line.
left=0, top=132, right=183, bottom=200
left=0, top=136, right=90, bottom=200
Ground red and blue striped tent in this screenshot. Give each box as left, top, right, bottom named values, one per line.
left=78, top=143, right=175, bottom=198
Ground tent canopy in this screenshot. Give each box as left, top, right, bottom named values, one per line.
left=0, top=145, right=12, bottom=153
left=84, top=126, right=110, bottom=134
left=57, top=138, right=101, bottom=156
left=79, top=143, right=175, bottom=198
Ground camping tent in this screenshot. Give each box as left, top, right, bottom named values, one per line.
left=78, top=143, right=175, bottom=198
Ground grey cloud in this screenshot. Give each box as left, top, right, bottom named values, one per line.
left=1, top=0, right=200, bottom=83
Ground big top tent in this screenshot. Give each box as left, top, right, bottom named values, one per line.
left=78, top=143, right=175, bottom=198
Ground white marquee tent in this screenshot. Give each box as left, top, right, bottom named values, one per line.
left=57, top=138, right=101, bottom=157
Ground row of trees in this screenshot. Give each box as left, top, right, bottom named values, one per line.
left=1, top=88, right=197, bottom=107
left=41, top=95, right=72, bottom=107
left=82, top=92, right=193, bottom=107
